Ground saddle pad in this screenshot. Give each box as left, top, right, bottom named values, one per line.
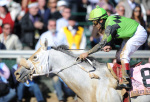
left=130, top=63, right=150, bottom=97
left=107, top=63, right=150, bottom=97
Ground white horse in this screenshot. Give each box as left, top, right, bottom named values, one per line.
left=15, top=41, right=150, bottom=102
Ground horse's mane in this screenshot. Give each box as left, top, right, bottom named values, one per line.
left=51, top=45, right=98, bottom=63
left=51, top=45, right=76, bottom=57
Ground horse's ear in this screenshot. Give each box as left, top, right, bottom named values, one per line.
left=44, top=38, right=48, bottom=50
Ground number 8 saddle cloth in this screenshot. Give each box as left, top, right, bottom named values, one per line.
left=107, top=63, right=150, bottom=97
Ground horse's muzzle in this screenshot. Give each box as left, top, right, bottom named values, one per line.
left=14, top=66, right=32, bottom=83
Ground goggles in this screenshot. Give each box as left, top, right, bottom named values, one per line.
left=93, top=20, right=98, bottom=26
left=92, top=19, right=101, bottom=26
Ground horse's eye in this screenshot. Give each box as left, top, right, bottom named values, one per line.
left=33, top=55, right=37, bottom=59
left=34, top=56, right=37, bottom=59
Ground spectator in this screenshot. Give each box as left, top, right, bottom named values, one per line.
left=35, top=19, right=67, bottom=50
left=101, top=3, right=113, bottom=16
left=47, top=0, right=57, bottom=15
left=109, top=0, right=118, bottom=7
left=123, top=0, right=138, bottom=18
left=38, top=0, right=51, bottom=27
left=14, top=0, right=29, bottom=38
left=114, top=3, right=125, bottom=16
left=56, top=7, right=71, bottom=31
left=79, top=0, right=92, bottom=21
left=142, top=0, right=150, bottom=25
left=0, top=23, right=22, bottom=50
left=0, top=0, right=21, bottom=33
left=76, top=0, right=90, bottom=23
left=11, top=57, right=44, bottom=102
left=51, top=0, right=68, bottom=20
left=65, top=0, right=80, bottom=13
left=20, top=0, right=46, bottom=49
left=131, top=5, right=148, bottom=50
left=0, top=62, right=16, bottom=102
left=17, top=0, right=29, bottom=21
left=88, top=0, right=99, bottom=9
left=97, top=0, right=115, bottom=14
left=131, top=5, right=146, bottom=28
left=58, top=16, right=86, bottom=50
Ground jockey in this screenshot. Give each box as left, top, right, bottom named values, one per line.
left=79, top=5, right=147, bottom=89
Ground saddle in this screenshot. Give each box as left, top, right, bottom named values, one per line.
left=107, top=62, right=150, bottom=102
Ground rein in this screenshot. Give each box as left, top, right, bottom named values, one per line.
left=31, top=57, right=99, bottom=79
left=66, top=49, right=86, bottom=50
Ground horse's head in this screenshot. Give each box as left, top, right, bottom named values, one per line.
left=15, top=39, right=49, bottom=83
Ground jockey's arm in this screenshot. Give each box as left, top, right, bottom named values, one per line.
left=79, top=39, right=107, bottom=60
left=87, top=39, right=107, bottom=55
left=87, top=25, right=114, bottom=55
left=79, top=24, right=115, bottom=60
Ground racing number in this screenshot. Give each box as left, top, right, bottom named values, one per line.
left=141, top=68, right=150, bottom=87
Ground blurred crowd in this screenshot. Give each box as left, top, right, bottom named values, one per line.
left=0, top=0, right=150, bottom=102
left=0, top=0, right=150, bottom=51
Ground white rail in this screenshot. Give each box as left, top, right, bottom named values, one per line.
left=0, top=50, right=150, bottom=58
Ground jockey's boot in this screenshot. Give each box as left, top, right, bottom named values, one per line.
left=112, top=63, right=121, bottom=77
left=117, top=63, right=132, bottom=89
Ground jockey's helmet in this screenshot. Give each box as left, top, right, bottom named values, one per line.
left=88, top=5, right=108, bottom=21
left=88, top=5, right=108, bottom=29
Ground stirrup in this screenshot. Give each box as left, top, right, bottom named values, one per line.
left=117, top=83, right=132, bottom=89
left=117, top=78, right=132, bottom=89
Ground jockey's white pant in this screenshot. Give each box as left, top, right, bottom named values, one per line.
left=120, top=24, right=147, bottom=63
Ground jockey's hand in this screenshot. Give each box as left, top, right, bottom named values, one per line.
left=79, top=52, right=89, bottom=60
left=102, top=46, right=112, bottom=52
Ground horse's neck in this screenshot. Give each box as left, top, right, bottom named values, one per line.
left=49, top=50, right=95, bottom=96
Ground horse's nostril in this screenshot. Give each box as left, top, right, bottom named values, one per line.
left=16, top=73, right=20, bottom=75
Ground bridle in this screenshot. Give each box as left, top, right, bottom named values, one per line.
left=25, top=49, right=99, bottom=82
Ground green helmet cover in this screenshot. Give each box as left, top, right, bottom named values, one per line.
left=88, top=5, right=108, bottom=21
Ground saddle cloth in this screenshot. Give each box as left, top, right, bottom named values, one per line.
left=107, top=63, right=150, bottom=97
